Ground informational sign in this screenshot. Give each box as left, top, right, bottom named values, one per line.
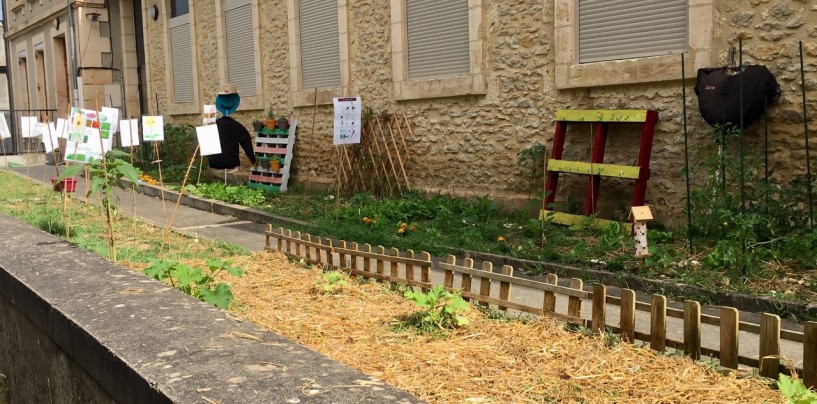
left=20, top=116, right=38, bottom=138
left=0, top=114, right=10, bottom=139
left=43, top=123, right=60, bottom=154
left=55, top=118, right=68, bottom=139
left=333, top=97, right=362, bottom=145
left=142, top=116, right=164, bottom=142
left=195, top=124, right=222, bottom=156
left=100, top=107, right=120, bottom=140
left=119, top=119, right=140, bottom=147
left=203, top=105, right=217, bottom=125
left=67, top=108, right=90, bottom=143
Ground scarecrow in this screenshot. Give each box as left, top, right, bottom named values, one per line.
left=207, top=84, right=256, bottom=172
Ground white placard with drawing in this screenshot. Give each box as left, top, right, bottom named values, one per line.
left=333, top=97, right=362, bottom=145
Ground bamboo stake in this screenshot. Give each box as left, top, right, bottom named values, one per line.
left=401, top=113, right=413, bottom=158
left=130, top=144, right=137, bottom=219
left=153, top=141, right=168, bottom=221
left=95, top=101, right=116, bottom=260
left=374, top=116, right=402, bottom=195
left=394, top=114, right=410, bottom=161
left=385, top=116, right=409, bottom=188
left=368, top=124, right=394, bottom=196
left=159, top=145, right=200, bottom=256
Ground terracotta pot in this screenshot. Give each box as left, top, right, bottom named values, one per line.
left=265, top=119, right=276, bottom=130
left=269, top=159, right=281, bottom=172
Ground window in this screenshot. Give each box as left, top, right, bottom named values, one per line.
left=578, top=0, right=687, bottom=64
left=555, top=0, right=714, bottom=89
left=390, top=0, right=485, bottom=100
left=168, top=0, right=194, bottom=104
left=224, top=0, right=257, bottom=96
left=286, top=0, right=349, bottom=106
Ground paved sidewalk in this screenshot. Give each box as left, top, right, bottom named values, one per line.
left=10, top=164, right=807, bottom=371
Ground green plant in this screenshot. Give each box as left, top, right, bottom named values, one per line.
left=402, top=285, right=470, bottom=334
left=142, top=258, right=245, bottom=308
left=777, top=374, right=817, bottom=404
left=266, top=105, right=275, bottom=120
left=185, top=183, right=266, bottom=207
left=599, top=222, right=628, bottom=250
left=317, top=270, right=349, bottom=294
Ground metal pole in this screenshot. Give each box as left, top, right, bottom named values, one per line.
left=738, top=37, right=745, bottom=214
left=682, top=53, right=693, bottom=255
left=67, top=0, right=81, bottom=108
left=800, top=41, right=814, bottom=229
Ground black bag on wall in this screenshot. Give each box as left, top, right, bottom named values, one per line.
left=694, top=65, right=780, bottom=129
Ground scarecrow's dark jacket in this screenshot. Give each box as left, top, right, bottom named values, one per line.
left=207, top=116, right=256, bottom=169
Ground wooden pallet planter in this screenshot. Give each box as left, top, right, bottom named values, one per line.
left=265, top=225, right=817, bottom=387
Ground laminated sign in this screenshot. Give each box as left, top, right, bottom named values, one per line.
left=333, top=97, right=362, bottom=145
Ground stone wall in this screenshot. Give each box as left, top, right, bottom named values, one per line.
left=146, top=0, right=817, bottom=226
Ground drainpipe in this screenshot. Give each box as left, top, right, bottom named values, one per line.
left=67, top=0, right=81, bottom=108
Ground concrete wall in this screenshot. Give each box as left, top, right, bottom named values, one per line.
left=0, top=213, right=421, bottom=403
left=143, top=0, right=817, bottom=223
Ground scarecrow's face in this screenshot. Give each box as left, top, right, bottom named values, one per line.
left=215, top=93, right=240, bottom=116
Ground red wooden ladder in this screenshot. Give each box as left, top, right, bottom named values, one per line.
left=542, top=109, right=658, bottom=228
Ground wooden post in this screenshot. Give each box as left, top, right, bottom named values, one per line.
left=620, top=288, right=636, bottom=343
left=479, top=261, right=493, bottom=308
left=444, top=255, right=456, bottom=289
left=348, top=241, right=359, bottom=269
left=804, top=321, right=817, bottom=390
left=460, top=258, right=473, bottom=299
left=152, top=142, right=167, bottom=218
left=376, top=246, right=385, bottom=275
left=294, top=231, right=303, bottom=258
left=719, top=307, right=739, bottom=369
left=498, top=265, right=513, bottom=312
left=567, top=278, right=584, bottom=318
left=389, top=247, right=400, bottom=278
left=543, top=274, right=558, bottom=314
left=363, top=244, right=372, bottom=273
left=265, top=224, right=272, bottom=249
left=338, top=240, right=347, bottom=268
left=277, top=227, right=285, bottom=253
left=405, top=250, right=415, bottom=282
left=591, top=284, right=606, bottom=332
left=759, top=313, right=781, bottom=379
left=683, top=300, right=701, bottom=360
left=314, top=236, right=323, bottom=263
left=285, top=229, right=293, bottom=256
left=323, top=238, right=333, bottom=266
left=650, top=295, right=667, bottom=352
left=420, top=252, right=431, bottom=289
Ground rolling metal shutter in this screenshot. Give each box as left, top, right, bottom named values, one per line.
left=170, top=14, right=194, bottom=103
left=225, top=0, right=257, bottom=96
left=578, top=0, right=688, bottom=64
left=299, top=0, right=341, bottom=89
left=406, top=0, right=469, bottom=80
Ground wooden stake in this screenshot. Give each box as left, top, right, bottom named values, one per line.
left=375, top=116, right=402, bottom=195
left=159, top=145, right=200, bottom=256
left=385, top=116, right=409, bottom=188
left=153, top=141, right=168, bottom=220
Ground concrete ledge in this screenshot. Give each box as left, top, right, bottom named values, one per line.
left=0, top=214, right=422, bottom=403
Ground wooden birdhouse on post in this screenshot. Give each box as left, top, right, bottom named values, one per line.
left=629, top=206, right=653, bottom=258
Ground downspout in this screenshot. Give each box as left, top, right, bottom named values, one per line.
left=2, top=14, right=18, bottom=153
left=67, top=0, right=81, bottom=108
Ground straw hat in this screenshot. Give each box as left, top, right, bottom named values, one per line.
left=217, top=83, right=239, bottom=95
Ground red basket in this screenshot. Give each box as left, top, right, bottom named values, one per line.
left=51, top=177, right=77, bottom=193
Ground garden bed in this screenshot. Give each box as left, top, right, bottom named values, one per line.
left=0, top=171, right=792, bottom=402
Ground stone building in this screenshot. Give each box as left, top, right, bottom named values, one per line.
left=115, top=1, right=817, bottom=223
left=2, top=0, right=146, bottom=134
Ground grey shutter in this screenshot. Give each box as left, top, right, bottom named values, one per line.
left=406, top=0, right=469, bottom=80
left=578, top=0, right=688, bottom=64
left=225, top=0, right=256, bottom=96
left=170, top=14, right=194, bottom=103
left=299, top=0, right=341, bottom=89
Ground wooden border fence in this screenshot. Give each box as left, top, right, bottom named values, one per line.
left=265, top=226, right=817, bottom=388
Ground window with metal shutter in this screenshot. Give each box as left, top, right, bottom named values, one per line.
left=578, top=0, right=688, bottom=64
left=225, top=0, right=256, bottom=96
left=170, top=14, right=194, bottom=103
left=406, top=0, right=469, bottom=80
left=299, top=0, right=341, bottom=89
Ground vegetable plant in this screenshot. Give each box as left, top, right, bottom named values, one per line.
left=777, top=374, right=817, bottom=404
left=402, top=285, right=471, bottom=334
left=142, top=258, right=245, bottom=309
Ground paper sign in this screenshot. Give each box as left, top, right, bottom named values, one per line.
left=55, top=118, right=68, bottom=139
left=33, top=122, right=46, bottom=138
left=20, top=117, right=38, bottom=138
left=0, top=114, right=10, bottom=139
left=65, top=141, right=103, bottom=163
left=203, top=105, right=217, bottom=125
left=67, top=108, right=85, bottom=143
left=196, top=124, right=222, bottom=156
left=119, top=119, right=140, bottom=147
left=43, top=123, right=59, bottom=153
left=100, top=107, right=120, bottom=139
left=333, top=97, right=362, bottom=145
left=142, top=116, right=164, bottom=142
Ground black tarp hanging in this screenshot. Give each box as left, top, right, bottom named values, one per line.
left=694, top=65, right=780, bottom=129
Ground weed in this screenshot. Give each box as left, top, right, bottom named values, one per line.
left=316, top=271, right=349, bottom=294
left=401, top=285, right=470, bottom=334
left=777, top=374, right=817, bottom=403
left=142, top=258, right=245, bottom=308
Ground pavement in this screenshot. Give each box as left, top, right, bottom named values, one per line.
left=7, top=163, right=808, bottom=372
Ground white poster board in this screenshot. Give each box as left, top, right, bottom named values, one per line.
left=142, top=116, right=164, bottom=142
left=203, top=105, right=217, bottom=125
left=0, top=114, right=10, bottom=139
left=119, top=119, right=140, bottom=147
left=332, top=97, right=362, bottom=145
left=100, top=107, right=120, bottom=139
left=55, top=118, right=68, bottom=139
left=42, top=123, right=59, bottom=153
left=195, top=124, right=222, bottom=156
left=20, top=117, right=38, bottom=138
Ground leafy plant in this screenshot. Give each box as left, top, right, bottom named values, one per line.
left=185, top=183, right=266, bottom=207
left=599, top=222, right=628, bottom=250
left=777, top=374, right=817, bottom=404
left=316, top=270, right=349, bottom=294
left=402, top=285, right=470, bottom=334
left=142, top=258, right=245, bottom=308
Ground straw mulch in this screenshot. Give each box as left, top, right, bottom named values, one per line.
left=203, top=251, right=784, bottom=404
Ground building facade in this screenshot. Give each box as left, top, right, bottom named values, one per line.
left=3, top=0, right=146, bottom=127
left=79, top=1, right=817, bottom=221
